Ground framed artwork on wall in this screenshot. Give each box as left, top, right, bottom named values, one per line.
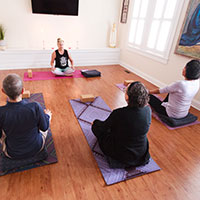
left=121, top=0, right=130, bottom=23
left=175, top=0, right=200, bottom=59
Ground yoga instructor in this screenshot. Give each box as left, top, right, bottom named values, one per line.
left=50, top=38, right=75, bottom=76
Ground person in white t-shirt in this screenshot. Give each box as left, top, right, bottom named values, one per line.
left=149, top=60, right=200, bottom=119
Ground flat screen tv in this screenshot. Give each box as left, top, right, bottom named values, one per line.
left=31, top=0, right=79, bottom=16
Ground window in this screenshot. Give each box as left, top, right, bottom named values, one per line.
left=127, top=0, right=184, bottom=63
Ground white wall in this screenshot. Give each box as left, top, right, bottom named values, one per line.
left=0, top=0, right=121, bottom=49
left=0, top=48, right=120, bottom=69
left=119, top=0, right=200, bottom=110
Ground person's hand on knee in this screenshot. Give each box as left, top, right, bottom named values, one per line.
left=51, top=65, right=56, bottom=72
left=71, top=65, right=75, bottom=70
left=44, top=109, right=52, bottom=121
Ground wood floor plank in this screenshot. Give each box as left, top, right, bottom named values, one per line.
left=0, top=65, right=199, bottom=200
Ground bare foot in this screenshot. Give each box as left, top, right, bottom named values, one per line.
left=65, top=73, right=73, bottom=77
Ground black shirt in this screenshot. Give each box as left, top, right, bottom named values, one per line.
left=55, top=49, right=69, bottom=69
left=92, top=105, right=151, bottom=166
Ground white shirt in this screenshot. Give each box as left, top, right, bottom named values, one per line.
left=159, top=79, right=200, bottom=118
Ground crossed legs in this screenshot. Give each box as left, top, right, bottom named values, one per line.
left=149, top=94, right=169, bottom=116
left=52, top=67, right=75, bottom=76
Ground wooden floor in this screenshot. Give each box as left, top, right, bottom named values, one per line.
left=0, top=65, right=200, bottom=200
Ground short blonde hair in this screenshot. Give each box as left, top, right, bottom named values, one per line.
left=57, top=38, right=64, bottom=44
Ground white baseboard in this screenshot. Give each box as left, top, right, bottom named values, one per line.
left=192, top=99, right=200, bottom=111
left=0, top=48, right=120, bottom=70
left=120, top=61, right=166, bottom=88
left=120, top=61, right=200, bottom=111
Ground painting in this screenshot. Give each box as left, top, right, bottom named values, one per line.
left=175, top=0, right=200, bottom=59
left=121, top=0, right=130, bottom=23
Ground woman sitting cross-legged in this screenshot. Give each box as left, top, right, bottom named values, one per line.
left=50, top=38, right=75, bottom=76
left=92, top=82, right=151, bottom=168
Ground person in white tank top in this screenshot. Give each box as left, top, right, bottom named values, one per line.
left=149, top=60, right=200, bottom=119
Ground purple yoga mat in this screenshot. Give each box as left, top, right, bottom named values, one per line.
left=152, top=95, right=200, bottom=130
left=116, top=83, right=126, bottom=92
left=69, top=96, right=161, bottom=185
left=116, top=84, right=200, bottom=130
left=24, top=70, right=84, bottom=81
left=151, top=109, right=200, bottom=130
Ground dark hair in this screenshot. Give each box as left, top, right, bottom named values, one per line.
left=127, top=81, right=149, bottom=108
left=185, top=60, right=200, bottom=80
left=3, top=74, right=23, bottom=100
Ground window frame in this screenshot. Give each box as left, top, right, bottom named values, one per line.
left=126, top=0, right=185, bottom=64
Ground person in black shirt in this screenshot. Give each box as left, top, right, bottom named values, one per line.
left=92, top=82, right=151, bottom=167
left=50, top=38, right=75, bottom=76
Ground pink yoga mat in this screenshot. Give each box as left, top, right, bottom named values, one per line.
left=24, top=70, right=84, bottom=81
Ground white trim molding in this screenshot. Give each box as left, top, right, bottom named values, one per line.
left=120, top=61, right=200, bottom=111
left=0, top=48, right=120, bottom=70
left=192, top=99, right=200, bottom=112
left=120, top=61, right=166, bottom=88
